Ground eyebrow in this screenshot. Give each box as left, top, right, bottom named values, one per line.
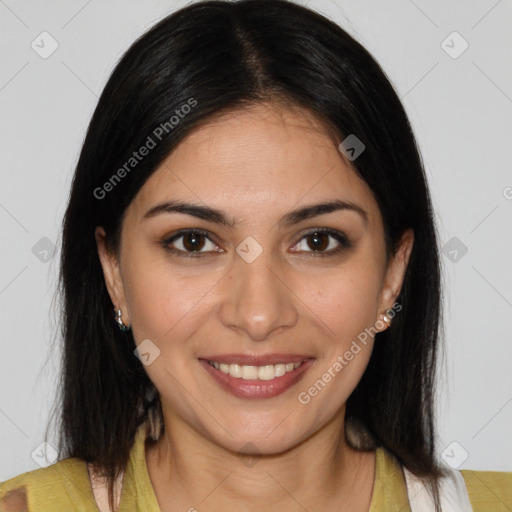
left=143, top=199, right=367, bottom=227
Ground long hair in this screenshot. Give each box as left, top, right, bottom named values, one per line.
left=57, top=0, right=443, bottom=509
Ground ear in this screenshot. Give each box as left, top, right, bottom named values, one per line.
left=376, top=229, right=414, bottom=326
left=94, top=226, right=130, bottom=325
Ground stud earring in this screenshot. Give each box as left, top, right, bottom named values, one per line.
left=116, top=308, right=130, bottom=331
left=382, top=308, right=394, bottom=325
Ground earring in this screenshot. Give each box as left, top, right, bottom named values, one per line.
left=382, top=308, right=394, bottom=325
left=116, top=308, right=130, bottom=331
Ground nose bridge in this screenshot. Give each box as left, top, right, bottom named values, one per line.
left=219, top=247, right=298, bottom=341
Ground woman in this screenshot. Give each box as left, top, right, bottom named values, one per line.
left=1, top=0, right=510, bottom=510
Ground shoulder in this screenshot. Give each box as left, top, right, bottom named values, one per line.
left=461, top=469, right=512, bottom=512
left=1, top=457, right=85, bottom=492
left=1, top=458, right=92, bottom=511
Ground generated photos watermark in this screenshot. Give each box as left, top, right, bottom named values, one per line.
left=297, top=302, right=402, bottom=405
left=93, top=97, right=198, bottom=200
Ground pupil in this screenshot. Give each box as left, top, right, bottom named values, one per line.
left=183, top=233, right=205, bottom=251
left=308, top=232, right=328, bottom=251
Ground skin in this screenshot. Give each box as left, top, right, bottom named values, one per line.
left=95, top=102, right=413, bottom=512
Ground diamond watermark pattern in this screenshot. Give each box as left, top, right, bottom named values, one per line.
left=134, top=338, right=161, bottom=366
left=441, top=32, right=469, bottom=59
left=442, top=236, right=468, bottom=263
left=238, top=442, right=263, bottom=468
left=31, top=441, right=58, bottom=468
left=31, top=32, right=59, bottom=59
left=31, top=237, right=56, bottom=263
left=441, top=441, right=469, bottom=469
left=236, top=236, right=263, bottom=264
left=338, top=134, right=365, bottom=161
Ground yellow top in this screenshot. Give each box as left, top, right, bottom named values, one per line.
left=1, top=423, right=511, bottom=511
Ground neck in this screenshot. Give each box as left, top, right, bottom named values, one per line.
left=146, top=410, right=376, bottom=512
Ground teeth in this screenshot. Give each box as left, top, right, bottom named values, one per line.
left=275, top=364, right=286, bottom=377
left=208, top=360, right=304, bottom=380
left=258, top=365, right=275, bottom=381
left=229, top=363, right=242, bottom=378
left=242, top=365, right=258, bottom=380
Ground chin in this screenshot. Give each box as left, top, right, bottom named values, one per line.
left=207, top=421, right=307, bottom=457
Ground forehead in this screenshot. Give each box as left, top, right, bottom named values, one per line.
left=127, top=102, right=378, bottom=225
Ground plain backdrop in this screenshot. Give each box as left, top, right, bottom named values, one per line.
left=1, top=0, right=511, bottom=481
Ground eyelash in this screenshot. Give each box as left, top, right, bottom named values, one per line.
left=162, top=228, right=352, bottom=259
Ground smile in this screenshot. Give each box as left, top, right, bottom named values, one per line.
left=199, top=356, right=315, bottom=399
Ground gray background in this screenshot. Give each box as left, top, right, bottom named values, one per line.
left=1, top=0, right=511, bottom=481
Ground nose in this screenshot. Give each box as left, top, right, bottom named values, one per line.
left=218, top=252, right=299, bottom=342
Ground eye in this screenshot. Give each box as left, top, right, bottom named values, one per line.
left=164, top=229, right=221, bottom=257
left=291, top=229, right=351, bottom=256
left=162, top=228, right=350, bottom=258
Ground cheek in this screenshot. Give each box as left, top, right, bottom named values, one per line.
left=123, top=255, right=223, bottom=348
left=301, top=262, right=383, bottom=341
left=293, top=260, right=383, bottom=410
left=123, top=261, right=219, bottom=411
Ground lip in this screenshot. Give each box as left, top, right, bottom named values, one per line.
left=198, top=355, right=315, bottom=399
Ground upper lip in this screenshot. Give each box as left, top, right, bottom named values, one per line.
left=199, top=353, right=314, bottom=365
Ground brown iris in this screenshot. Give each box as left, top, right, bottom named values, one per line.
left=306, top=232, right=329, bottom=251
left=182, top=232, right=206, bottom=251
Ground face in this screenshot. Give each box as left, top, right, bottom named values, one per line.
left=96, top=102, right=413, bottom=455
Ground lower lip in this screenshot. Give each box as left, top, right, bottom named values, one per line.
left=199, top=359, right=315, bottom=399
